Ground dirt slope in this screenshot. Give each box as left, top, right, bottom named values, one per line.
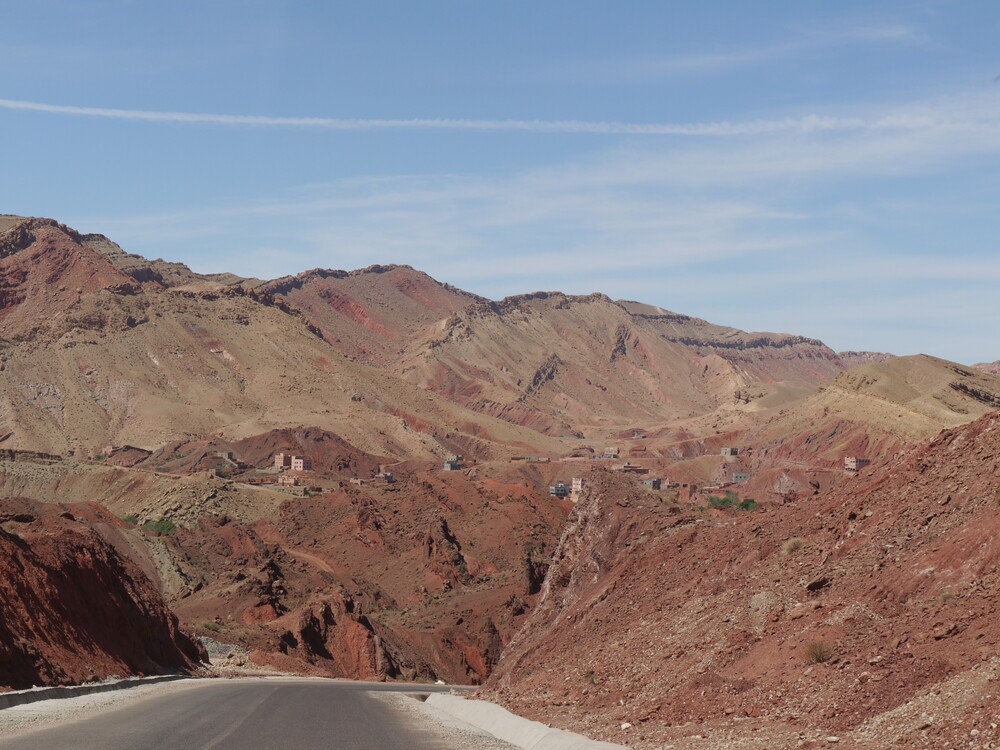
left=0, top=497, right=204, bottom=690
left=82, top=231, right=249, bottom=289
left=837, top=351, right=895, bottom=368
left=260, top=265, right=481, bottom=365
left=975, top=360, right=1000, bottom=376
left=727, top=355, right=1000, bottom=500
left=0, top=218, right=139, bottom=342
left=0, top=218, right=564, bottom=460
left=396, top=293, right=844, bottom=437
left=144, top=470, right=565, bottom=684
left=484, top=412, right=1000, bottom=750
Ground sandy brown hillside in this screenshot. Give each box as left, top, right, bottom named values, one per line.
left=396, top=292, right=844, bottom=437
left=484, top=412, right=1000, bottom=750
left=82, top=231, right=250, bottom=289
left=0, top=217, right=563, bottom=459
left=0, top=214, right=23, bottom=233
left=975, top=360, right=1000, bottom=376
left=837, top=350, right=895, bottom=368
left=753, top=354, right=1000, bottom=454
left=260, top=265, right=481, bottom=365
left=718, top=354, right=1000, bottom=502
left=616, top=300, right=844, bottom=387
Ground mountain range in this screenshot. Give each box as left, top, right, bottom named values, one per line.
left=1, top=213, right=998, bottom=749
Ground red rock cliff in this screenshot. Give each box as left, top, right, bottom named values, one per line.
left=0, top=498, right=204, bottom=690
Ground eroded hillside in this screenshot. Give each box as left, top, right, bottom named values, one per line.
left=396, top=292, right=844, bottom=437
left=484, top=413, right=1000, bottom=749
left=0, top=218, right=563, bottom=460
left=0, top=497, right=204, bottom=690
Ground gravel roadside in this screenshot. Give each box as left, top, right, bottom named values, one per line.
left=0, top=678, right=204, bottom=738
left=374, top=691, right=518, bottom=749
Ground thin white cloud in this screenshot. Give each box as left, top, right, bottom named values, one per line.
left=545, top=23, right=927, bottom=82
left=0, top=96, right=987, bottom=137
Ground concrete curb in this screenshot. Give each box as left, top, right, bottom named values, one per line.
left=0, top=675, right=188, bottom=710
left=426, top=693, right=630, bottom=750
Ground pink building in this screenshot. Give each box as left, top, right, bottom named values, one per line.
left=844, top=457, right=871, bottom=472
left=275, top=453, right=312, bottom=471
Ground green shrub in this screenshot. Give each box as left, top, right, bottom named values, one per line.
left=708, top=491, right=757, bottom=511
left=121, top=514, right=139, bottom=526
left=142, top=518, right=178, bottom=536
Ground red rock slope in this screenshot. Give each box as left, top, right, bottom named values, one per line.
left=0, top=497, right=204, bottom=690
left=157, top=469, right=565, bottom=685
left=260, top=265, right=481, bottom=366
left=485, top=412, right=1000, bottom=750
left=0, top=218, right=138, bottom=341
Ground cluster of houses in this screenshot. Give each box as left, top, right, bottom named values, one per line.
left=231, top=452, right=315, bottom=487
left=350, top=465, right=396, bottom=486
left=274, top=453, right=313, bottom=472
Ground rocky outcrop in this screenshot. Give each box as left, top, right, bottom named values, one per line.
left=0, top=498, right=203, bottom=690
left=0, top=218, right=84, bottom=259
left=973, top=360, right=1000, bottom=376
left=839, top=350, right=895, bottom=368
left=278, top=596, right=397, bottom=681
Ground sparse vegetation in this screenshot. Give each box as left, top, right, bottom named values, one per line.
left=782, top=537, right=806, bottom=555
left=120, top=514, right=139, bottom=526
left=708, top=490, right=739, bottom=509
left=803, top=640, right=834, bottom=664
left=141, top=518, right=178, bottom=536
left=202, top=621, right=221, bottom=633
left=707, top=491, right=758, bottom=511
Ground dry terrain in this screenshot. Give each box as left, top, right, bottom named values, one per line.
left=1, top=211, right=998, bottom=750
left=484, top=413, right=1000, bottom=750
left=0, top=497, right=204, bottom=689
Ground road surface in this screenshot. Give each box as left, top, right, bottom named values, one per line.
left=0, top=679, right=489, bottom=750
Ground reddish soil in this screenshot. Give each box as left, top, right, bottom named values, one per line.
left=0, top=219, right=138, bottom=341
left=144, top=426, right=387, bottom=478
left=158, top=470, right=565, bottom=684
left=483, top=413, right=1000, bottom=749
left=260, top=265, right=479, bottom=365
left=0, top=497, right=204, bottom=690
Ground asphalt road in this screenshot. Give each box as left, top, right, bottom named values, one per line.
left=0, top=679, right=477, bottom=750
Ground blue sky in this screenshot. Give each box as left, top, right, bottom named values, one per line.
left=2, top=1, right=999, bottom=363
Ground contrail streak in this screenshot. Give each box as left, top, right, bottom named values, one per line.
left=0, top=96, right=961, bottom=136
